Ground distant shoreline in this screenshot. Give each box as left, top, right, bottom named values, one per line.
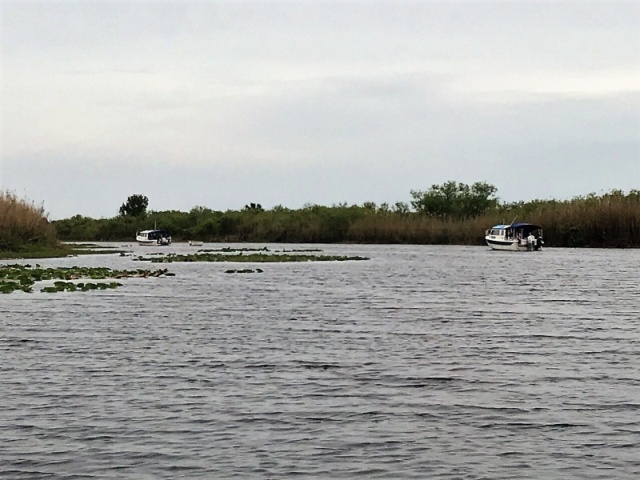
left=52, top=190, right=640, bottom=249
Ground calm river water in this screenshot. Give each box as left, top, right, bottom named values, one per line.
left=1, top=243, right=639, bottom=479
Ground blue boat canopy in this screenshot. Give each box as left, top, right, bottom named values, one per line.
left=491, top=222, right=542, bottom=230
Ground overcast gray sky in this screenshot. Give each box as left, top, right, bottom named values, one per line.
left=1, top=0, right=639, bottom=219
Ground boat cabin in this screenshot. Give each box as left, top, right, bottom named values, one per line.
left=137, top=229, right=172, bottom=246
left=485, top=222, right=543, bottom=251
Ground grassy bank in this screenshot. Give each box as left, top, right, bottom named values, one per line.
left=0, top=191, right=67, bottom=258
left=346, top=191, right=640, bottom=247
left=52, top=189, right=640, bottom=248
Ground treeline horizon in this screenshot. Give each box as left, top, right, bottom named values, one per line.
left=51, top=185, right=640, bottom=248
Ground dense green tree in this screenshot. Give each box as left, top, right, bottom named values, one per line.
left=393, top=202, right=410, bottom=214
left=119, top=194, right=149, bottom=217
left=411, top=181, right=498, bottom=219
left=460, top=181, right=499, bottom=218
left=243, top=203, right=263, bottom=211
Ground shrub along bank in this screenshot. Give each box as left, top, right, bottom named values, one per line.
left=52, top=189, right=640, bottom=248
left=0, top=191, right=62, bottom=257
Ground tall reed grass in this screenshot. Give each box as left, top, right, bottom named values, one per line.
left=0, top=191, right=57, bottom=251
left=526, top=191, right=640, bottom=247
left=52, top=189, right=640, bottom=248
left=345, top=192, right=640, bottom=247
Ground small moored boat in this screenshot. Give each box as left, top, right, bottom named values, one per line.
left=136, top=229, right=172, bottom=246
left=188, top=240, right=203, bottom=246
left=485, top=222, right=543, bottom=251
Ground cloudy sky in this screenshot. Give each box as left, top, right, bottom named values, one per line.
left=1, top=0, right=639, bottom=219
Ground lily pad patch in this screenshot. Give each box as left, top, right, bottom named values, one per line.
left=0, top=264, right=172, bottom=294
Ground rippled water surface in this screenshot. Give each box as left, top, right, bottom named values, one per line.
left=2, top=243, right=639, bottom=479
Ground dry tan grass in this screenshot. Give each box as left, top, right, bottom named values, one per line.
left=346, top=192, right=640, bottom=247
left=0, top=191, right=57, bottom=250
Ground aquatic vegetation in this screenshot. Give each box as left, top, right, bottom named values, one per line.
left=225, top=268, right=264, bottom=274
left=198, top=247, right=270, bottom=253
left=277, top=248, right=323, bottom=252
left=0, top=264, right=172, bottom=294
left=40, top=281, right=122, bottom=293
left=135, top=252, right=370, bottom=263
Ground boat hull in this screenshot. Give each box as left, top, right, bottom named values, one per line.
left=485, top=237, right=525, bottom=251
left=136, top=237, right=160, bottom=246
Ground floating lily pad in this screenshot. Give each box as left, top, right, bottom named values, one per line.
left=0, top=264, right=174, bottom=294
left=137, top=252, right=369, bottom=263
left=225, top=268, right=264, bottom=274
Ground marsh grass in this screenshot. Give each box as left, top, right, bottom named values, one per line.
left=347, top=192, right=640, bottom=247
left=346, top=214, right=489, bottom=244
left=51, top=189, right=640, bottom=248
left=526, top=192, right=640, bottom=247
left=0, top=191, right=58, bottom=252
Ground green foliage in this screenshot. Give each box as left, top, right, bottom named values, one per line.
left=392, top=202, right=410, bottom=214
left=119, top=194, right=149, bottom=217
left=50, top=187, right=640, bottom=248
left=243, top=202, right=264, bottom=211
left=411, top=181, right=498, bottom=219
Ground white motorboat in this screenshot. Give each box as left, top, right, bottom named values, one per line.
left=485, top=222, right=543, bottom=251
left=136, top=229, right=172, bottom=246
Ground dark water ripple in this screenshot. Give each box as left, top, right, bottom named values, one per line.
left=1, top=244, right=639, bottom=479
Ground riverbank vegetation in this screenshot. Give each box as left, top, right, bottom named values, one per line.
left=51, top=185, right=640, bottom=248
left=0, top=191, right=127, bottom=259
left=0, top=191, right=67, bottom=258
